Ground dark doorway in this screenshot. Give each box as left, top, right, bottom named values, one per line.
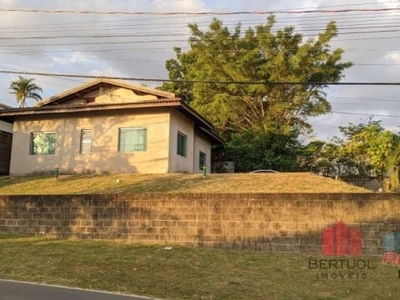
left=0, top=130, right=12, bottom=175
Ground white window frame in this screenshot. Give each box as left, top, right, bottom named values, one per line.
left=80, top=129, right=92, bottom=154
left=118, top=127, right=147, bottom=153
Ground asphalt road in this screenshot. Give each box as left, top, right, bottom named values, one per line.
left=0, top=279, right=156, bottom=300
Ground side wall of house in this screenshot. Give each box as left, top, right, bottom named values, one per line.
left=193, top=131, right=211, bottom=173
left=168, top=110, right=196, bottom=173
left=9, top=109, right=170, bottom=175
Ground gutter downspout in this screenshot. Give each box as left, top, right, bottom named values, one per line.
left=193, top=127, right=196, bottom=173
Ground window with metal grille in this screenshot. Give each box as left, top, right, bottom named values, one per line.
left=118, top=127, right=147, bottom=152
left=80, top=129, right=92, bottom=154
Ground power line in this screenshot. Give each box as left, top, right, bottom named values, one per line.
left=1, top=3, right=399, bottom=40
left=3, top=70, right=400, bottom=87
left=4, top=27, right=400, bottom=41
left=2, top=7, right=400, bottom=15
left=311, top=123, right=341, bottom=128
left=3, top=9, right=400, bottom=53
left=2, top=11, right=400, bottom=34
left=4, top=28, right=400, bottom=51
left=330, top=96, right=400, bottom=102
left=330, top=111, right=400, bottom=118
left=2, top=39, right=400, bottom=54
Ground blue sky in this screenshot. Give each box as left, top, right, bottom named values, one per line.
left=0, top=0, right=400, bottom=141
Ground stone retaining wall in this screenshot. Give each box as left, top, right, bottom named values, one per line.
left=1, top=193, right=399, bottom=255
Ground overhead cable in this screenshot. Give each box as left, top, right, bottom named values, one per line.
left=2, top=7, right=400, bottom=15
left=3, top=70, right=400, bottom=86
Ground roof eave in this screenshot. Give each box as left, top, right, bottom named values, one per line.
left=0, top=100, right=182, bottom=118
left=0, top=99, right=224, bottom=145
left=178, top=102, right=215, bottom=130
left=197, top=126, right=224, bottom=145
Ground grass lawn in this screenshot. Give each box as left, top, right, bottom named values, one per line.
left=0, top=235, right=398, bottom=300
left=0, top=173, right=369, bottom=194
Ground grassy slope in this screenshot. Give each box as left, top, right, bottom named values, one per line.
left=0, top=236, right=397, bottom=300
left=0, top=173, right=369, bottom=194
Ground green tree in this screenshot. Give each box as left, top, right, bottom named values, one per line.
left=318, top=121, right=400, bottom=190
left=298, top=140, right=328, bottom=173
left=9, top=76, right=43, bottom=108
left=299, top=140, right=357, bottom=177
left=346, top=122, right=400, bottom=190
left=225, top=130, right=301, bottom=172
left=162, top=16, right=352, bottom=137
left=331, top=122, right=376, bottom=176
left=159, top=48, right=194, bottom=104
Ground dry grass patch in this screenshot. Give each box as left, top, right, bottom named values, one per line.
left=0, top=235, right=398, bottom=300
left=0, top=173, right=369, bottom=194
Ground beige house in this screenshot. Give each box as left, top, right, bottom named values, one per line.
left=0, top=78, right=222, bottom=175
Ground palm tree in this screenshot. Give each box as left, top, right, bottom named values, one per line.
left=9, top=76, right=43, bottom=108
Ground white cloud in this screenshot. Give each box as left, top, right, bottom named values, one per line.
left=49, top=52, right=92, bottom=65
left=152, top=0, right=206, bottom=11
left=385, top=51, right=400, bottom=62
left=377, top=0, right=400, bottom=9
left=90, top=66, right=126, bottom=77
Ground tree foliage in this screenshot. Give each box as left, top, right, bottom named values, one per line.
left=162, top=16, right=352, bottom=137
left=298, top=140, right=332, bottom=174
left=9, top=76, right=43, bottom=108
left=223, top=130, right=301, bottom=172
left=302, top=121, right=400, bottom=191
left=343, top=122, right=400, bottom=182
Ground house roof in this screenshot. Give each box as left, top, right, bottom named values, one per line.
left=35, top=77, right=176, bottom=107
left=0, top=99, right=224, bottom=144
left=0, top=103, right=11, bottom=109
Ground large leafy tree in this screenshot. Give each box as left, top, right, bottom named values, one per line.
left=162, top=16, right=352, bottom=137
left=9, top=76, right=43, bottom=108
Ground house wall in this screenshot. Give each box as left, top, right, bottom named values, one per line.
left=168, top=110, right=196, bottom=173
left=9, top=109, right=170, bottom=175
left=95, top=87, right=158, bottom=103
left=193, top=131, right=211, bottom=173
left=67, top=87, right=158, bottom=105
left=167, top=110, right=212, bottom=174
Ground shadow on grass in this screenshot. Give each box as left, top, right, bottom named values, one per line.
left=0, top=232, right=33, bottom=239
left=57, top=174, right=100, bottom=183
left=0, top=175, right=52, bottom=190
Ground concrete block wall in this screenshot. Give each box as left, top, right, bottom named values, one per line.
left=0, top=193, right=399, bottom=255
